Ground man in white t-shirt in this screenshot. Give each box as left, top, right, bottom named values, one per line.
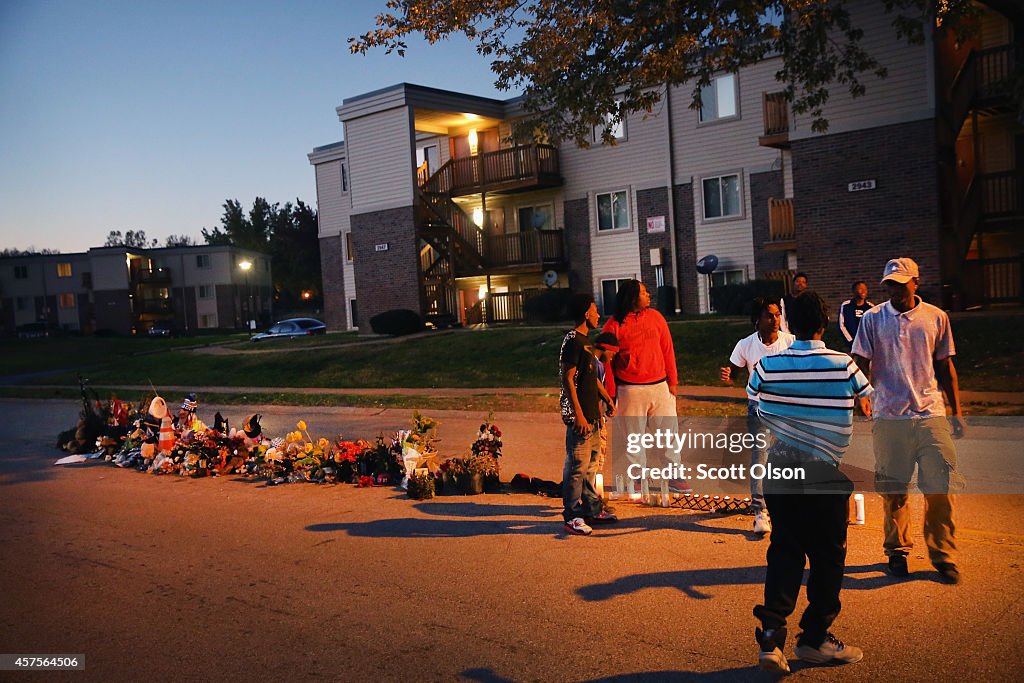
left=721, top=298, right=796, bottom=534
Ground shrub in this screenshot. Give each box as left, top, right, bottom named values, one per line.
left=523, top=288, right=573, bottom=323
left=369, top=309, right=423, bottom=336
left=709, top=279, right=785, bottom=316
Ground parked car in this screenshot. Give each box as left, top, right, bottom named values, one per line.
left=16, top=322, right=49, bottom=339
left=147, top=320, right=175, bottom=337
left=251, top=317, right=327, bottom=342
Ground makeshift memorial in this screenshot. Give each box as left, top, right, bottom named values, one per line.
left=469, top=416, right=503, bottom=493
left=407, top=470, right=436, bottom=500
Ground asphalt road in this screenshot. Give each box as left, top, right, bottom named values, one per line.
left=2, top=399, right=1023, bottom=682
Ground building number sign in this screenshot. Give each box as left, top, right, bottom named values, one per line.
left=847, top=179, right=876, bottom=192
left=374, top=243, right=389, bottom=252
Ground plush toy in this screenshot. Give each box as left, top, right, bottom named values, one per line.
left=229, top=414, right=263, bottom=448
left=212, top=411, right=229, bottom=435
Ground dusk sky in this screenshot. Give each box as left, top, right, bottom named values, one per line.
left=0, top=0, right=506, bottom=253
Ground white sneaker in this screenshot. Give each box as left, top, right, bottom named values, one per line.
left=564, top=517, right=593, bottom=536
left=758, top=646, right=791, bottom=674
left=794, top=632, right=863, bottom=665
left=753, top=509, right=772, bottom=535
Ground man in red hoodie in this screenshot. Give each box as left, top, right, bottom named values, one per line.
left=602, top=280, right=681, bottom=490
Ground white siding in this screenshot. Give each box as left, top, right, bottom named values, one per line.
left=345, top=106, right=415, bottom=212
left=790, top=6, right=934, bottom=138
left=315, top=160, right=350, bottom=239
left=979, top=8, right=1010, bottom=49
left=588, top=187, right=642, bottom=303
left=90, top=253, right=130, bottom=290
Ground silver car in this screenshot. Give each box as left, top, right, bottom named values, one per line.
left=251, top=317, right=327, bottom=342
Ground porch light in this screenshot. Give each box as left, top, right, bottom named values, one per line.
left=472, top=207, right=483, bottom=227
left=468, top=128, right=478, bottom=155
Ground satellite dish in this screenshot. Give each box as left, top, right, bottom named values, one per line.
left=542, top=270, right=559, bottom=288
left=696, top=254, right=719, bottom=275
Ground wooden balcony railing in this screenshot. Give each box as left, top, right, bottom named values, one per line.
left=422, top=144, right=561, bottom=196
left=759, top=92, right=790, bottom=148
left=485, top=230, right=564, bottom=267
left=980, top=170, right=1024, bottom=218
left=768, top=197, right=796, bottom=242
left=947, top=44, right=1021, bottom=133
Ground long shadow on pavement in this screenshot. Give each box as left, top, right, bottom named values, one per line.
left=578, top=562, right=916, bottom=601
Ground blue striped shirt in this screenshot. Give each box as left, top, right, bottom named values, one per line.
left=747, top=340, right=873, bottom=464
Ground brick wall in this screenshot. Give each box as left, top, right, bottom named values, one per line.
left=750, top=170, right=788, bottom=276
left=636, top=187, right=674, bottom=309
left=563, top=198, right=592, bottom=293
left=319, top=235, right=348, bottom=330
left=792, top=119, right=941, bottom=307
left=350, top=206, right=422, bottom=331
left=672, top=183, right=700, bottom=313
left=216, top=285, right=239, bottom=329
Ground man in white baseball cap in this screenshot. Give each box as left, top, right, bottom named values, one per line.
left=852, top=257, right=964, bottom=584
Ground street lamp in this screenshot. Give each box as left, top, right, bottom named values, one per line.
left=238, top=259, right=253, bottom=338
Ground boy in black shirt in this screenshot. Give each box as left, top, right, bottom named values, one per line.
left=560, top=294, right=616, bottom=535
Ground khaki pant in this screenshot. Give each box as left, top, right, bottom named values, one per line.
left=873, top=418, right=958, bottom=566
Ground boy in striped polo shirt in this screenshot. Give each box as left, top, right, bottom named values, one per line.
left=747, top=291, right=873, bottom=674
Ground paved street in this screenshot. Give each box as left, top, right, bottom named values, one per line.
left=2, top=398, right=1023, bottom=681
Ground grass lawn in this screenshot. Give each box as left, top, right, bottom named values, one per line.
left=5, top=313, right=1022, bottom=392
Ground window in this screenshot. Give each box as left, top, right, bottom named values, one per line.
left=59, top=293, right=76, bottom=309
left=415, top=145, right=439, bottom=174
left=57, top=262, right=72, bottom=278
left=350, top=299, right=358, bottom=327
left=711, top=269, right=747, bottom=288
left=199, top=314, right=216, bottom=328
left=15, top=296, right=26, bottom=311
left=600, top=277, right=635, bottom=315
left=593, top=100, right=626, bottom=142
left=345, top=233, right=354, bottom=262
left=517, top=204, right=553, bottom=231
left=340, top=162, right=348, bottom=192
left=597, top=191, right=630, bottom=231
left=198, top=285, right=213, bottom=299
left=702, top=174, right=742, bottom=219
left=196, top=254, right=210, bottom=269
left=81, top=272, right=92, bottom=288
left=699, top=74, right=738, bottom=122
left=14, top=265, right=28, bottom=279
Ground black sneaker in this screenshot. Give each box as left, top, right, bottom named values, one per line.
left=935, top=562, right=961, bottom=584
left=888, top=554, right=909, bottom=577
left=586, top=510, right=619, bottom=525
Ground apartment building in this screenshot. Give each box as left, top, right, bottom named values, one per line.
left=310, top=1, right=1022, bottom=332
left=0, top=245, right=272, bottom=336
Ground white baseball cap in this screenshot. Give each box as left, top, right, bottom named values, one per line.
left=881, top=257, right=919, bottom=284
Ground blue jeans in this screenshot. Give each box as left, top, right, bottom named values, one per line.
left=563, top=424, right=602, bottom=522
left=748, top=400, right=768, bottom=511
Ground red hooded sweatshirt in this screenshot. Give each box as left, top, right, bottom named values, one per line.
left=601, top=308, right=678, bottom=386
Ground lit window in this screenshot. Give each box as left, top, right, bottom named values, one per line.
left=699, top=74, right=738, bottom=122
left=597, top=191, right=630, bottom=231
left=57, top=262, right=72, bottom=277
left=702, top=174, right=742, bottom=219
left=59, top=293, right=76, bottom=309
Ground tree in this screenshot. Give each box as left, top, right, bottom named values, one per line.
left=0, top=246, right=61, bottom=256
left=202, top=197, right=322, bottom=310
left=350, top=0, right=992, bottom=144
left=164, top=234, right=196, bottom=247
left=104, top=230, right=158, bottom=248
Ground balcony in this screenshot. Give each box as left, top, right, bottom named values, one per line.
left=758, top=92, right=790, bottom=148
left=764, top=198, right=796, bottom=250
left=484, top=230, right=565, bottom=270
left=131, top=267, right=172, bottom=285
left=947, top=44, right=1022, bottom=134
left=421, top=144, right=562, bottom=197
left=980, top=170, right=1024, bottom=223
